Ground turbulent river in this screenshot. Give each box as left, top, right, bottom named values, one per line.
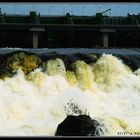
left=0, top=53, right=140, bottom=136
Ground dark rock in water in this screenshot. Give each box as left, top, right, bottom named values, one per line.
left=118, top=55, right=140, bottom=71
left=55, top=115, right=103, bottom=136
left=0, top=51, right=43, bottom=79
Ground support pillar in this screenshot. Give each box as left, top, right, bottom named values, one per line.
left=30, top=28, right=45, bottom=48
left=103, top=32, right=108, bottom=48
left=100, top=29, right=115, bottom=48
left=33, top=32, right=38, bottom=48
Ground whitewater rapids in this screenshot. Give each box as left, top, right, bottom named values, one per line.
left=0, top=54, right=140, bottom=136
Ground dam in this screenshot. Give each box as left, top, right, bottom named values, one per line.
left=0, top=6, right=140, bottom=136
left=0, top=10, right=140, bottom=48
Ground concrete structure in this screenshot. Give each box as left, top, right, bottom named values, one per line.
left=0, top=11, right=140, bottom=48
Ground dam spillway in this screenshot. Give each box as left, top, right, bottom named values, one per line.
left=0, top=8, right=140, bottom=136
left=0, top=49, right=139, bottom=136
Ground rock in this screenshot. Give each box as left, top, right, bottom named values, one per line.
left=55, top=115, right=103, bottom=136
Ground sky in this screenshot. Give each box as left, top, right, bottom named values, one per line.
left=0, top=3, right=139, bottom=16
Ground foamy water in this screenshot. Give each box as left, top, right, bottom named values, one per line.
left=0, top=54, right=140, bottom=136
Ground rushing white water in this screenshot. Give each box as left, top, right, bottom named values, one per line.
left=0, top=54, right=140, bottom=136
